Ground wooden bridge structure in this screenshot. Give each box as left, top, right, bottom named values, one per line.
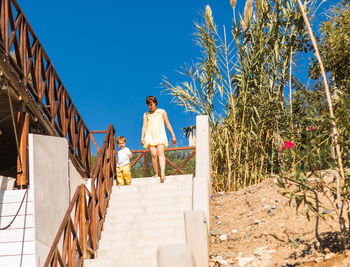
left=0, top=0, right=92, bottom=185
left=0, top=1, right=196, bottom=266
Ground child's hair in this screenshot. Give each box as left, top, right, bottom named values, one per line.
left=146, top=96, right=158, bottom=106
left=116, top=136, right=126, bottom=144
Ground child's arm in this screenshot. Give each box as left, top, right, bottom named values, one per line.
left=141, top=113, right=148, bottom=146
left=163, top=110, right=177, bottom=144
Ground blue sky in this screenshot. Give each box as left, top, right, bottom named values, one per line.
left=17, top=0, right=336, bottom=151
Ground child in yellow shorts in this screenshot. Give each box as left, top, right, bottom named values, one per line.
left=116, top=136, right=132, bottom=185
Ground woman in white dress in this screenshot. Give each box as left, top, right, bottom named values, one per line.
left=141, top=96, right=176, bottom=183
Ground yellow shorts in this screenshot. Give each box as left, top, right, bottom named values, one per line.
left=117, top=164, right=131, bottom=185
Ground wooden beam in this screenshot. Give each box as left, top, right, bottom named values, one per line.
left=79, top=186, right=87, bottom=258
left=144, top=152, right=148, bottom=177
left=17, top=111, right=28, bottom=187
left=165, top=157, right=185, bottom=175
left=130, top=151, right=144, bottom=167
left=90, top=130, right=107, bottom=134
left=171, top=150, right=196, bottom=175
left=90, top=132, right=100, bottom=153
left=131, top=146, right=195, bottom=153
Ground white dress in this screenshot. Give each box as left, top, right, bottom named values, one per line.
left=143, top=108, right=168, bottom=149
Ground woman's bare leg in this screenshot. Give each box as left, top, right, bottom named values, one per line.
left=157, top=145, right=166, bottom=181
left=149, top=146, right=159, bottom=177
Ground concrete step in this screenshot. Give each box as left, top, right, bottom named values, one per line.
left=98, top=246, right=158, bottom=258
left=98, top=254, right=155, bottom=264
left=103, top=217, right=184, bottom=232
left=130, top=175, right=193, bottom=185
left=85, top=255, right=156, bottom=267
left=109, top=190, right=192, bottom=202
left=101, top=227, right=185, bottom=241
left=99, top=226, right=185, bottom=242
left=113, top=178, right=192, bottom=190
left=0, top=189, right=33, bottom=203
left=112, top=258, right=155, bottom=267
left=107, top=197, right=192, bottom=210
left=0, top=240, right=35, bottom=255
left=0, top=214, right=34, bottom=229
left=112, top=184, right=192, bottom=195
left=0, top=202, right=34, bottom=216
left=0, top=228, right=34, bottom=242
left=0, top=189, right=35, bottom=267
left=104, top=210, right=185, bottom=224
left=0, top=254, right=35, bottom=267
left=117, top=257, right=155, bottom=267
left=106, top=201, right=191, bottom=216
left=98, top=236, right=185, bottom=251
left=84, top=258, right=114, bottom=267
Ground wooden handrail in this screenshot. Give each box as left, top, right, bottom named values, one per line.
left=130, top=146, right=196, bottom=177
left=90, top=130, right=107, bottom=134
left=44, top=124, right=116, bottom=267
left=131, top=146, right=195, bottom=153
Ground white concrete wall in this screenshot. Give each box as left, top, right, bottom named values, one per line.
left=158, top=244, right=194, bottom=267
left=184, top=211, right=209, bottom=267
left=28, top=134, right=85, bottom=266
left=192, top=115, right=210, bottom=230
left=69, top=159, right=84, bottom=200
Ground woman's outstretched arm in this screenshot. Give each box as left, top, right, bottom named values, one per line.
left=163, top=110, right=177, bottom=144
left=141, top=113, right=148, bottom=146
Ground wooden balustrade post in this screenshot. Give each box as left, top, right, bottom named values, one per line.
left=79, top=186, right=87, bottom=258
left=20, top=21, right=27, bottom=82
left=1, top=0, right=9, bottom=52
left=67, top=221, right=72, bottom=267
left=144, top=152, right=148, bottom=177
left=17, top=112, right=29, bottom=187
left=99, top=174, right=105, bottom=214
left=90, top=180, right=97, bottom=254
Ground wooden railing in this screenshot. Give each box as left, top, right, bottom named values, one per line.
left=0, top=0, right=91, bottom=176
left=130, top=146, right=196, bottom=177
left=44, top=124, right=116, bottom=267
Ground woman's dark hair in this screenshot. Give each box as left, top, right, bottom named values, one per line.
left=146, top=96, right=158, bottom=106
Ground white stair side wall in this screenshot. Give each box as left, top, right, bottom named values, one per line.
left=28, top=133, right=87, bottom=267
left=0, top=189, right=35, bottom=267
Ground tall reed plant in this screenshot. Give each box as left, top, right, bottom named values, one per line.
left=164, top=0, right=312, bottom=192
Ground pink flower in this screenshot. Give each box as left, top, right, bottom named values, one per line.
left=281, top=145, right=286, bottom=152
left=309, top=126, right=317, bottom=131
left=284, top=141, right=295, bottom=149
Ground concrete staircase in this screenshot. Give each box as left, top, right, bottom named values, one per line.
left=0, top=189, right=35, bottom=267
left=84, top=174, right=193, bottom=267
